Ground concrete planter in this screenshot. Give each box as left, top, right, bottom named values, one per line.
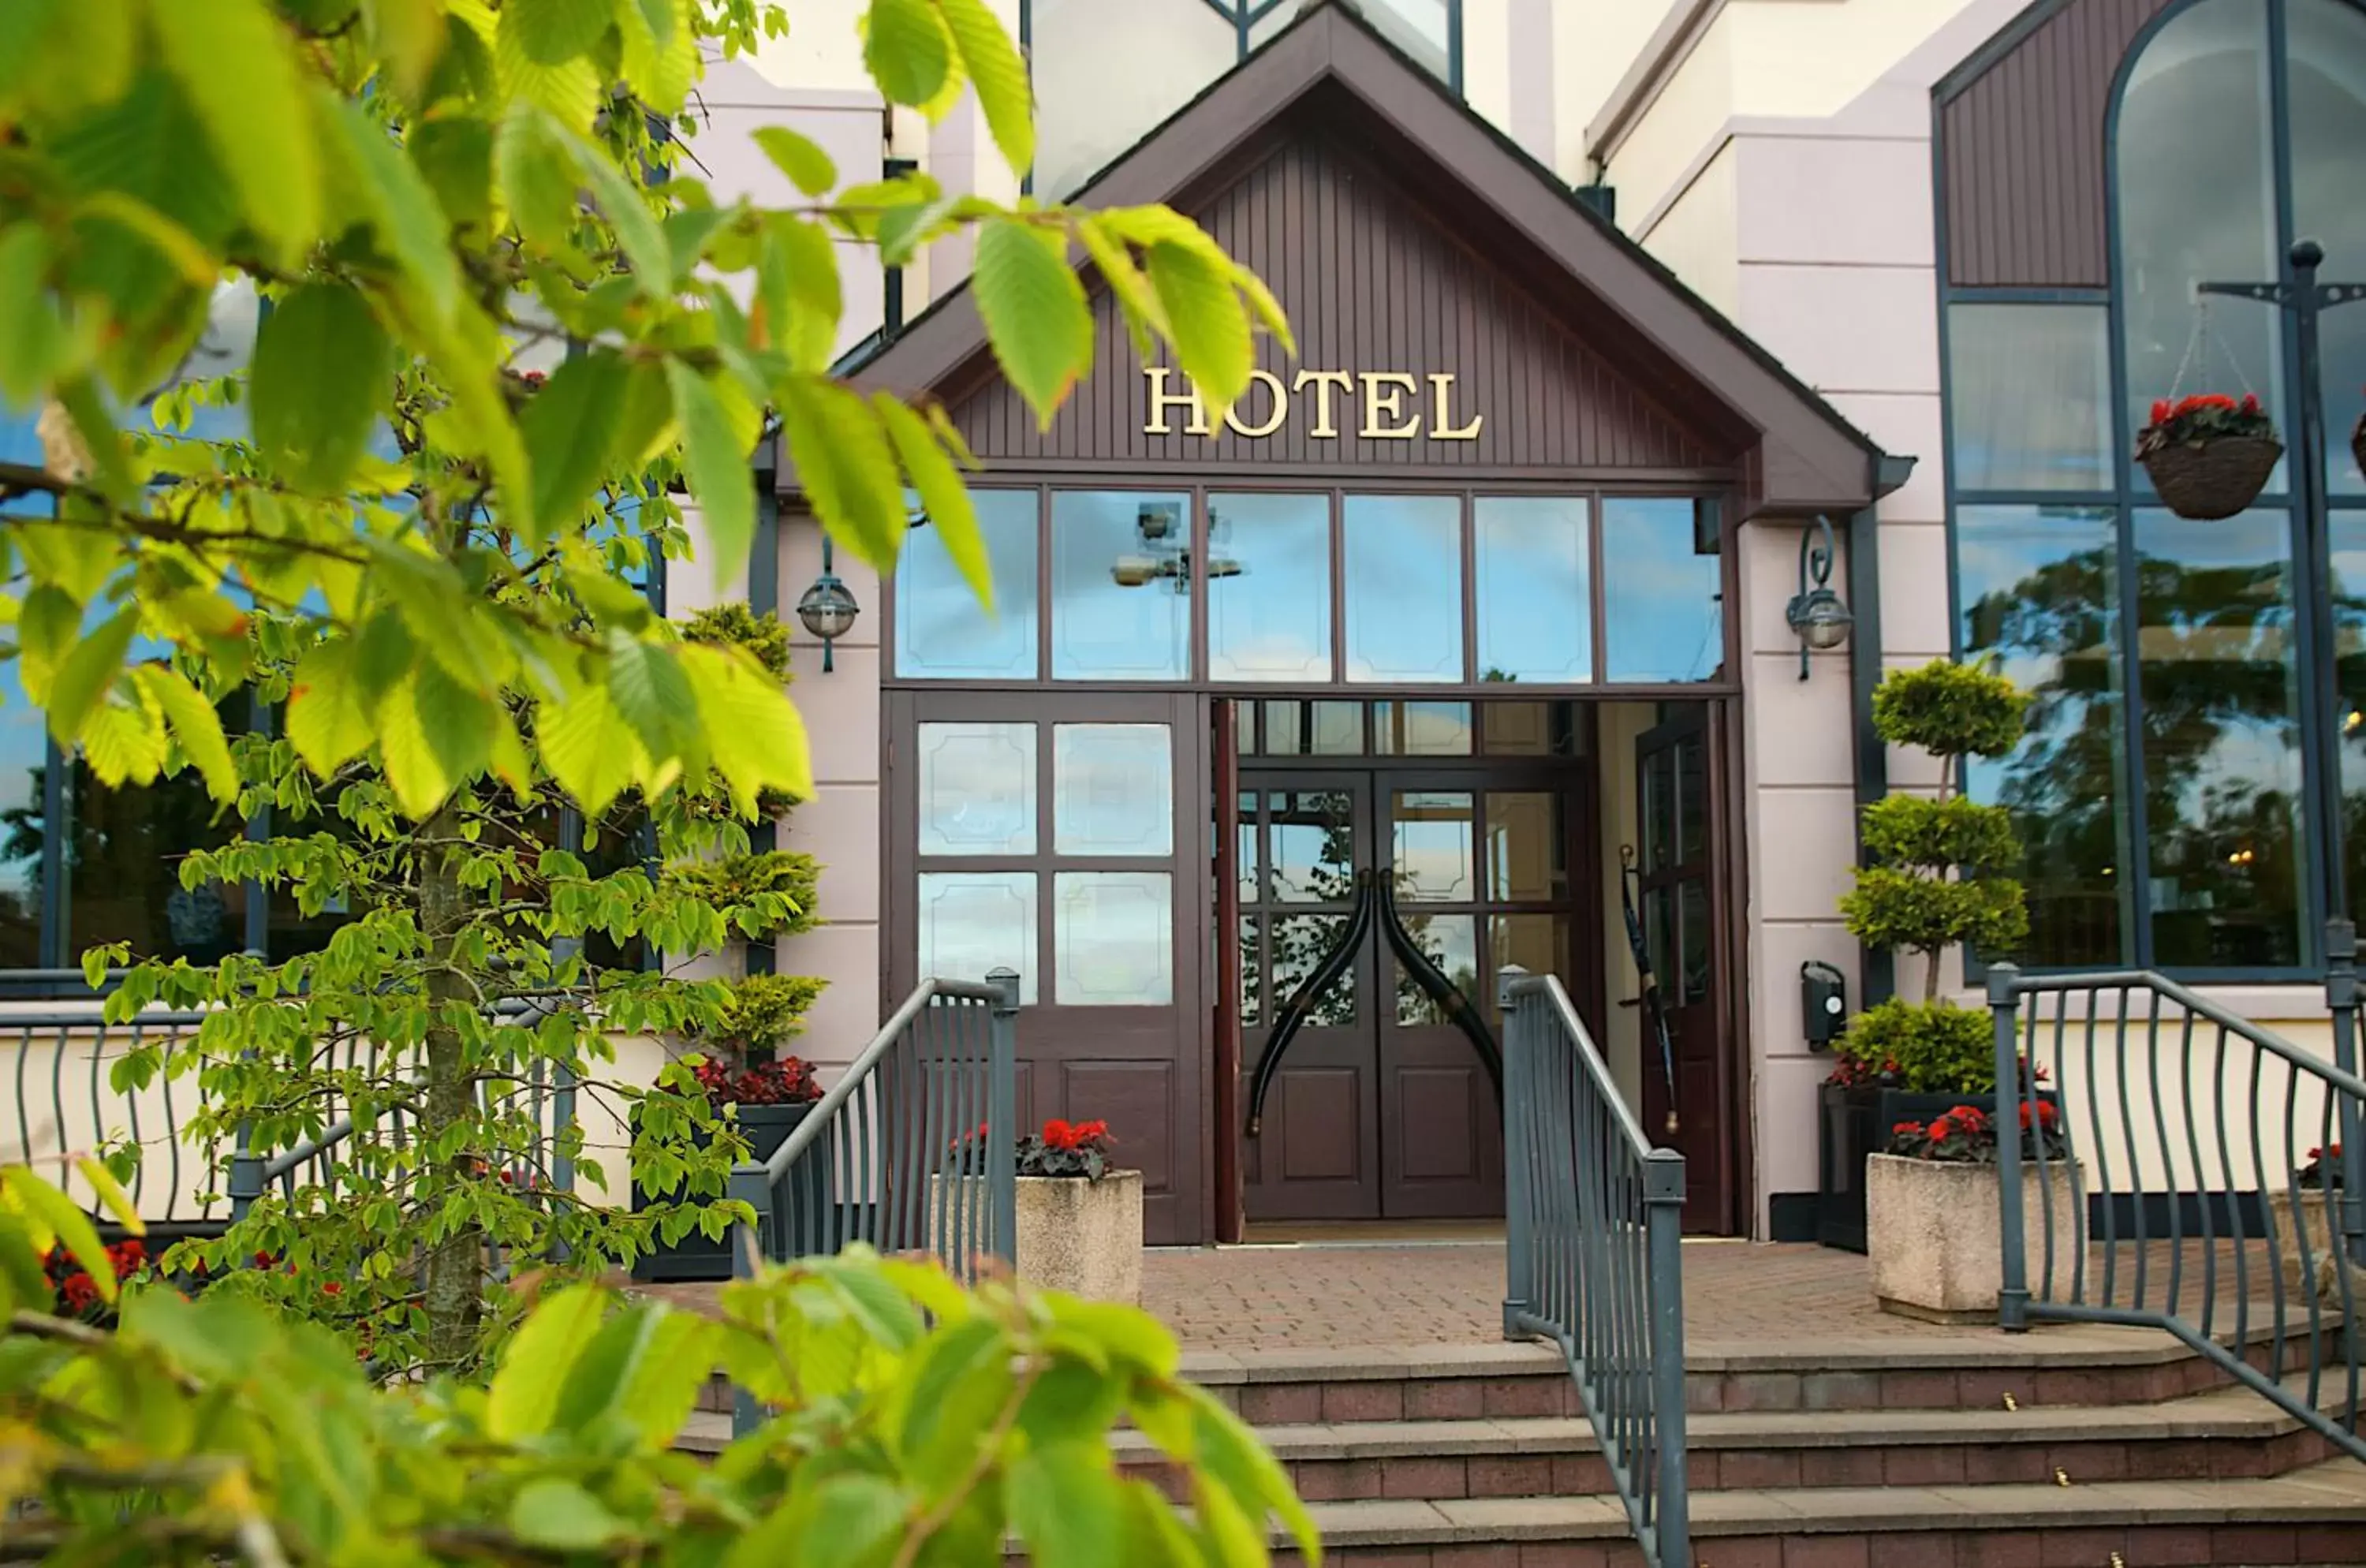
left=927, top=1170, right=1144, bottom=1302
left=1017, top=1171, right=1143, bottom=1304
left=1867, top=1155, right=2083, bottom=1323
left=2264, top=1189, right=2360, bottom=1314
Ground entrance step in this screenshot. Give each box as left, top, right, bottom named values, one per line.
left=1122, top=1373, right=2353, bottom=1503
left=1279, top=1463, right=2366, bottom=1566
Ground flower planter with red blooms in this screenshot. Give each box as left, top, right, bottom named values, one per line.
left=2267, top=1144, right=2359, bottom=1315
left=962, top=1118, right=1142, bottom=1304
left=630, top=1055, right=828, bottom=1284
left=2136, top=393, right=2282, bottom=520
left=1867, top=1101, right=2084, bottom=1323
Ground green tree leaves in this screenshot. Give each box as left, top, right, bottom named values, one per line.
left=147, top=0, right=317, bottom=264
left=252, top=285, right=394, bottom=496
left=975, top=220, right=1092, bottom=427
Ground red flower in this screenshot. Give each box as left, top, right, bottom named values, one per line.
left=322, top=1281, right=342, bottom=1297
left=1042, top=1118, right=1076, bottom=1151
left=2240, top=393, right=2260, bottom=414
left=2018, top=1101, right=2059, bottom=1130
left=2151, top=398, right=2171, bottom=425
left=59, top=1271, right=99, bottom=1312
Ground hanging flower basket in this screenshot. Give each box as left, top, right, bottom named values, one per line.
left=2136, top=394, right=2281, bottom=521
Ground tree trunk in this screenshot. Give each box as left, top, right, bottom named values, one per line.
left=417, top=802, right=483, bottom=1368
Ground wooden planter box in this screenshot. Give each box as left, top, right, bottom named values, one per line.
left=629, top=1099, right=825, bottom=1283
left=1868, top=1154, right=2084, bottom=1323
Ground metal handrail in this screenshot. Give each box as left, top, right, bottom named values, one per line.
left=1498, top=966, right=1689, bottom=1568
left=729, top=970, right=1021, bottom=1437
left=1991, top=919, right=2366, bottom=1465
left=6, top=1006, right=212, bottom=1223
left=760, top=975, right=1009, bottom=1184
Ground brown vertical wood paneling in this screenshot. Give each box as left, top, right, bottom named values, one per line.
left=1939, top=0, right=2174, bottom=288
left=948, top=134, right=1726, bottom=470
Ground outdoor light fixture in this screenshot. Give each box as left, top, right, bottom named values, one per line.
left=1110, top=501, right=1240, bottom=593
left=1786, top=514, right=1853, bottom=680
left=796, top=533, right=860, bottom=673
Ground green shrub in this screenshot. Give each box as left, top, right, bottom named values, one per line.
left=666, top=850, right=820, bottom=939
left=1842, top=659, right=2032, bottom=1007
left=703, top=972, right=828, bottom=1058
left=683, top=602, right=795, bottom=681
left=1834, top=997, right=1995, bottom=1094
left=1870, top=659, right=2027, bottom=761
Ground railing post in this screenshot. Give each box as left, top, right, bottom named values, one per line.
left=987, top=969, right=1020, bottom=1268
left=2326, top=920, right=2364, bottom=1265
left=1989, top=961, right=2029, bottom=1331
left=729, top=1158, right=774, bottom=1439
left=1642, top=1148, right=1691, bottom=1568
left=1498, top=966, right=1531, bottom=1340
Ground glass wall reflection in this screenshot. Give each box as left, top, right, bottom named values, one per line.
left=1207, top=492, right=1331, bottom=681
left=2133, top=510, right=2306, bottom=969
left=1475, top=496, right=1592, bottom=681
left=1602, top=498, right=1722, bottom=683
left=1343, top=495, right=1463, bottom=682
left=1946, top=304, right=2114, bottom=493
left=2289, top=0, right=2366, bottom=496
left=1051, top=491, right=1190, bottom=681
left=1957, top=506, right=2129, bottom=966
left=896, top=490, right=1039, bottom=680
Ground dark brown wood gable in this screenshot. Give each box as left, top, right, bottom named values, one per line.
left=841, top=0, right=1887, bottom=517
left=945, top=135, right=1726, bottom=473
left=1938, top=0, right=2173, bottom=289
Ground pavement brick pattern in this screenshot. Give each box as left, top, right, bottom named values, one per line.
left=1140, top=1241, right=1970, bottom=1354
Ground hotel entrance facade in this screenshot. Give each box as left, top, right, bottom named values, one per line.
left=827, top=10, right=1897, bottom=1246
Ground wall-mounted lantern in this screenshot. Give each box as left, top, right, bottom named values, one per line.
left=1785, top=514, right=1853, bottom=680
left=795, top=533, right=860, bottom=673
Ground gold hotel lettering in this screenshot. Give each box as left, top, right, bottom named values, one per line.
left=1143, top=367, right=1483, bottom=442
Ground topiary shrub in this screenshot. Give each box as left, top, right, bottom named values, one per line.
left=682, top=602, right=794, bottom=681
left=1834, top=659, right=2031, bottom=1089
left=700, top=971, right=828, bottom=1059
left=666, top=849, right=820, bottom=941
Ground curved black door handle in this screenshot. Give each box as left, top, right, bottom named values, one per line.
left=1245, top=868, right=1376, bottom=1137
left=1376, top=874, right=1503, bottom=1107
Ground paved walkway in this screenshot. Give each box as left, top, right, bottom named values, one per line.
left=1142, top=1241, right=1972, bottom=1355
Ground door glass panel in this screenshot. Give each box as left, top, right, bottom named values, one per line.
left=1207, top=491, right=1333, bottom=681
left=1053, top=723, right=1172, bottom=856
left=1391, top=791, right=1473, bottom=902
left=1055, top=872, right=1173, bottom=1006
left=1264, top=700, right=1364, bottom=756
left=917, top=722, right=1036, bottom=857
left=896, top=489, right=1039, bottom=680
left=1394, top=913, right=1476, bottom=1025
left=917, top=872, right=1038, bottom=1003
left=1270, top=791, right=1356, bottom=904
left=1236, top=790, right=1260, bottom=906
left=1375, top=700, right=1472, bottom=755
left=1643, top=751, right=1675, bottom=872
left=1678, top=880, right=1711, bottom=1006
left=1677, top=739, right=1706, bottom=864
left=1475, top=495, right=1592, bottom=681
left=1603, top=498, right=1723, bottom=683
left=1644, top=884, right=1674, bottom=987
left=1482, top=700, right=1582, bottom=756
left=1238, top=913, right=1262, bottom=1027
left=1271, top=914, right=1357, bottom=1025
left=1488, top=914, right=1572, bottom=1018
left=1051, top=491, right=1191, bottom=680
left=1487, top=793, right=1565, bottom=902
left=1343, top=494, right=1463, bottom=682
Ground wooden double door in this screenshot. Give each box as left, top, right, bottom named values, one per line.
left=1231, top=765, right=1587, bottom=1222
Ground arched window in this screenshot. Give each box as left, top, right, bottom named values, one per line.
left=1944, top=0, right=2366, bottom=976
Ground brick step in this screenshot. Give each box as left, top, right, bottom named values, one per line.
left=1181, top=1319, right=2331, bottom=1424
left=692, top=1318, right=2333, bottom=1421
left=1273, top=1462, right=2366, bottom=1567
left=1118, top=1376, right=2350, bottom=1503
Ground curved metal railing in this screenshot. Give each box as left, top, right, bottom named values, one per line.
left=1498, top=966, right=1689, bottom=1568
left=1991, top=919, right=2366, bottom=1463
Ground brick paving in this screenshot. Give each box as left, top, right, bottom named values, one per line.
left=1140, top=1241, right=1975, bottom=1354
